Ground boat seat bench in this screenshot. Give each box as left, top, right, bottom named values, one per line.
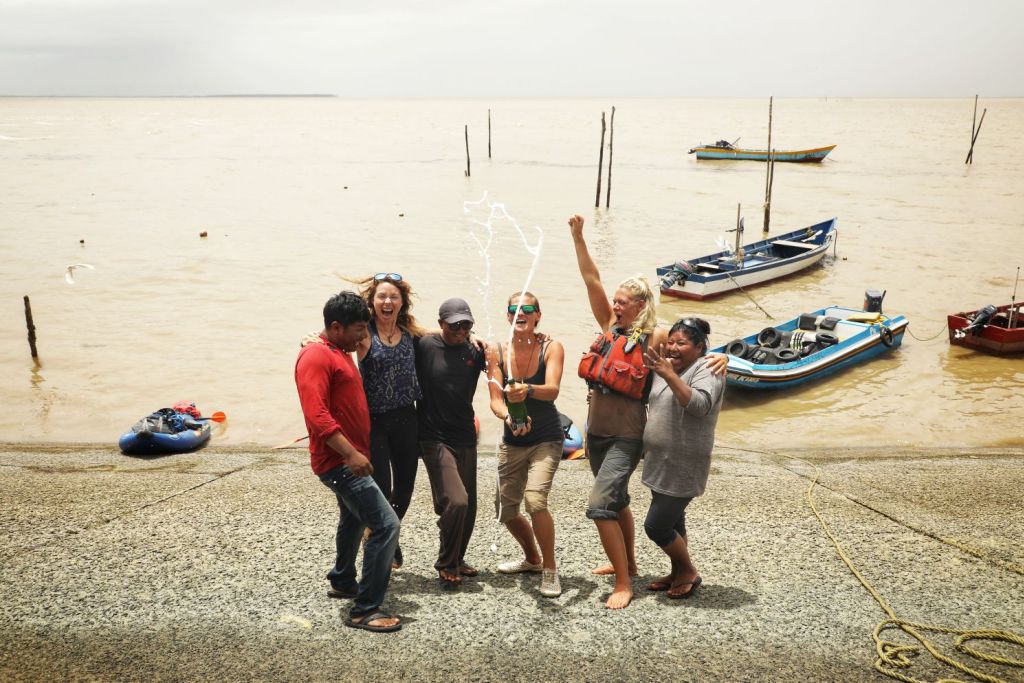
left=772, top=239, right=816, bottom=250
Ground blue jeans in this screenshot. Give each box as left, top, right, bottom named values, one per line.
left=319, top=464, right=401, bottom=618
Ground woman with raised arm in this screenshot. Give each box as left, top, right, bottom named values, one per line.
left=486, top=291, right=566, bottom=598
left=642, top=317, right=724, bottom=600
left=568, top=214, right=726, bottom=610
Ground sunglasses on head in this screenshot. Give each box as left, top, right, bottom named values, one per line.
left=507, top=305, right=538, bottom=314
left=446, top=320, right=473, bottom=331
left=374, top=273, right=403, bottom=283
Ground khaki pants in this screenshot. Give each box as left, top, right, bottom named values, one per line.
left=495, top=440, right=562, bottom=523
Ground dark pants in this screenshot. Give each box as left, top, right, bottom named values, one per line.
left=643, top=490, right=693, bottom=547
left=319, top=464, right=400, bottom=618
left=420, top=441, right=477, bottom=572
left=370, top=404, right=419, bottom=520
left=585, top=434, right=643, bottom=520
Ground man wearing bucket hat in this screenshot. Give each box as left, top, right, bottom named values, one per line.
left=416, top=297, right=490, bottom=587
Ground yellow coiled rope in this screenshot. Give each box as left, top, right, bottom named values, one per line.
left=721, top=446, right=1024, bottom=683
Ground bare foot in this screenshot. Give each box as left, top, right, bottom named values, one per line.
left=458, top=564, right=479, bottom=577
left=592, top=564, right=639, bottom=577
left=605, top=587, right=633, bottom=609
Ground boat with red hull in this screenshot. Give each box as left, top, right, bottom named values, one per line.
left=947, top=303, right=1024, bottom=355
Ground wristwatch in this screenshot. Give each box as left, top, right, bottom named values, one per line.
left=526, top=384, right=535, bottom=397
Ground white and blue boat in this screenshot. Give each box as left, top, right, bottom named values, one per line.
left=689, top=140, right=835, bottom=162
left=711, top=294, right=908, bottom=389
left=658, top=218, right=837, bottom=300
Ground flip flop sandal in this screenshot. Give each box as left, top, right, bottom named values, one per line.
left=458, top=564, right=479, bottom=577
left=667, top=576, right=702, bottom=599
left=344, top=611, right=402, bottom=633
left=438, top=570, right=463, bottom=586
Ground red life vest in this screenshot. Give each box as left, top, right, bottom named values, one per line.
left=577, top=328, right=650, bottom=400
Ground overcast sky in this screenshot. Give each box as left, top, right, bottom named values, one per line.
left=1, top=0, right=1021, bottom=97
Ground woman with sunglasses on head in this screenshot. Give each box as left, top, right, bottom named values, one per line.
left=350, top=272, right=426, bottom=571
left=568, top=214, right=726, bottom=610
left=641, top=318, right=724, bottom=600
left=485, top=292, right=566, bottom=598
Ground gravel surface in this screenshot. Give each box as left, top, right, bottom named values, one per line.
left=1, top=443, right=1022, bottom=682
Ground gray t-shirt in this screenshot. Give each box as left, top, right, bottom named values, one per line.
left=641, top=356, right=725, bottom=498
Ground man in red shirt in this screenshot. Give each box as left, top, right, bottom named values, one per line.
left=295, top=291, right=402, bottom=633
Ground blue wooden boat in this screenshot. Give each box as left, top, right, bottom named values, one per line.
left=689, top=140, right=835, bottom=162
left=657, top=218, right=837, bottom=300
left=711, top=299, right=908, bottom=389
left=119, top=408, right=213, bottom=455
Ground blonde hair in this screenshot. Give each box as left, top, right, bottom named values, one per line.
left=617, top=274, right=657, bottom=333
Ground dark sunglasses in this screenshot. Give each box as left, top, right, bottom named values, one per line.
left=507, top=305, right=538, bottom=314
left=374, top=272, right=403, bottom=283
left=446, top=320, right=473, bottom=331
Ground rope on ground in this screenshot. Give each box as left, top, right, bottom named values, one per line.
left=906, top=323, right=949, bottom=342
left=717, top=444, right=1024, bottom=683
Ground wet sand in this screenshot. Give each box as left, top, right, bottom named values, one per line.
left=1, top=443, right=1022, bottom=682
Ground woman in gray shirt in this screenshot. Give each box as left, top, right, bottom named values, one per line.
left=641, top=317, right=725, bottom=599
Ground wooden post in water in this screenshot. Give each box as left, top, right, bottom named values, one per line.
left=764, top=150, right=776, bottom=234
left=488, top=110, right=492, bottom=159
left=605, top=106, right=615, bottom=208
left=966, top=106, right=987, bottom=164
left=464, top=125, right=471, bottom=177
left=23, top=295, right=38, bottom=361
left=763, top=96, right=773, bottom=232
left=594, top=111, right=606, bottom=208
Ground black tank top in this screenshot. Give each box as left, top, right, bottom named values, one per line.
left=501, top=342, right=563, bottom=446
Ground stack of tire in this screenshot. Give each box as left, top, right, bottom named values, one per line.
left=725, top=324, right=838, bottom=365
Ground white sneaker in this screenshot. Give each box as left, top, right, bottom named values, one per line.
left=539, top=569, right=562, bottom=598
left=497, top=558, right=542, bottom=574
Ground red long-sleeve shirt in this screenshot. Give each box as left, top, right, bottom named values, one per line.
left=294, top=336, right=371, bottom=476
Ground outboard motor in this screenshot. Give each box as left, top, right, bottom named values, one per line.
left=863, top=289, right=886, bottom=313
left=958, top=304, right=998, bottom=338
left=660, top=260, right=693, bottom=289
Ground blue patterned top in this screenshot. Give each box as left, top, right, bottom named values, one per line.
left=360, top=321, right=422, bottom=414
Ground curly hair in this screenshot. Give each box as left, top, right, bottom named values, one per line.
left=350, top=275, right=427, bottom=337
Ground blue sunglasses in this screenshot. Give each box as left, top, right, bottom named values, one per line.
left=374, top=272, right=403, bottom=283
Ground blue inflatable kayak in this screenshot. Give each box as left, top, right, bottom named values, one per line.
left=119, top=408, right=212, bottom=455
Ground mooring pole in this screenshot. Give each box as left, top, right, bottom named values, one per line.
left=763, top=96, right=773, bottom=232
left=488, top=109, right=492, bottom=159
left=595, top=111, right=606, bottom=208
left=605, top=106, right=615, bottom=209
left=966, top=107, right=987, bottom=164
left=464, top=125, right=471, bottom=177
left=24, top=295, right=38, bottom=361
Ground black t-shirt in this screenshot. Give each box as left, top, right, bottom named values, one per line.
left=415, top=333, right=487, bottom=447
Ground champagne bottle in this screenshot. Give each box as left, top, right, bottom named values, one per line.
left=506, top=379, right=529, bottom=430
